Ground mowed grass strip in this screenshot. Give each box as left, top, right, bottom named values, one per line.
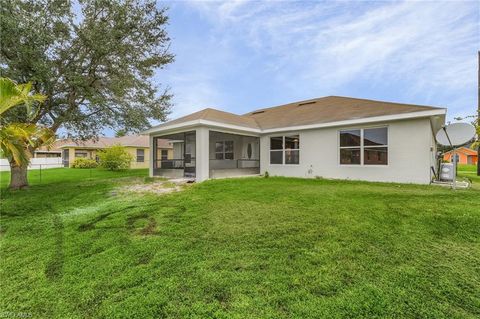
left=457, top=164, right=480, bottom=189
left=0, top=167, right=149, bottom=188
left=0, top=168, right=479, bottom=318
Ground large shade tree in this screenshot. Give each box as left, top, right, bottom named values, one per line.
left=0, top=0, right=174, bottom=187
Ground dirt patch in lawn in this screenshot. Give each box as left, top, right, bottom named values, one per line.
left=114, top=178, right=191, bottom=195
left=126, top=213, right=158, bottom=236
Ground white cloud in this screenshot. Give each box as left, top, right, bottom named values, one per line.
left=167, top=74, right=223, bottom=118
left=166, top=0, right=479, bottom=120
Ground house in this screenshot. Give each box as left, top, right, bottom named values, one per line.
left=59, top=135, right=173, bottom=169
left=34, top=140, right=68, bottom=158
left=443, top=147, right=478, bottom=165
left=143, top=96, right=446, bottom=184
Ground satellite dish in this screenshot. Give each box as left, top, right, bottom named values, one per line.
left=436, top=123, right=476, bottom=147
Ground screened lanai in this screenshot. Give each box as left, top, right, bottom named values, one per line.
left=152, top=131, right=196, bottom=178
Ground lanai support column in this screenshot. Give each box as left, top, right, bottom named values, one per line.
left=149, top=135, right=154, bottom=177
left=195, top=127, right=210, bottom=182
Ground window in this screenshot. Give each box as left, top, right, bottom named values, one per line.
left=339, top=130, right=361, bottom=165
left=339, top=127, right=388, bottom=165
left=136, top=149, right=145, bottom=162
left=363, top=127, right=388, bottom=165
left=453, top=154, right=459, bottom=163
left=185, top=143, right=192, bottom=163
left=247, top=143, right=253, bottom=159
left=215, top=141, right=234, bottom=160
left=270, top=135, right=300, bottom=165
left=75, top=151, right=88, bottom=158
left=46, top=153, right=59, bottom=158
left=161, top=150, right=168, bottom=160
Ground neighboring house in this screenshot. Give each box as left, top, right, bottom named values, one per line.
left=60, top=135, right=173, bottom=169
left=443, top=147, right=478, bottom=165
left=143, top=96, right=446, bottom=184
left=34, top=140, right=67, bottom=158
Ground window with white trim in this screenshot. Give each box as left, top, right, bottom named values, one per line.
left=75, top=151, right=88, bottom=158
left=270, top=135, right=300, bottom=165
left=215, top=141, right=234, bottom=160
left=136, top=149, right=145, bottom=162
left=339, top=127, right=388, bottom=165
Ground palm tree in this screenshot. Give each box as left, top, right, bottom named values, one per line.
left=0, top=77, right=54, bottom=189
left=0, top=77, right=46, bottom=115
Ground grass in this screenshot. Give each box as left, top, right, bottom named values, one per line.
left=1, top=167, right=479, bottom=318
left=457, top=164, right=480, bottom=189
left=0, top=167, right=148, bottom=188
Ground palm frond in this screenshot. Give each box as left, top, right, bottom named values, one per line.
left=0, top=77, right=46, bottom=116
left=0, top=77, right=52, bottom=166
left=0, top=124, right=31, bottom=165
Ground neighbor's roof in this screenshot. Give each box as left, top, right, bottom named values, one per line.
left=58, top=135, right=172, bottom=149
left=145, top=96, right=445, bottom=133
left=444, top=147, right=478, bottom=156
left=35, top=139, right=67, bottom=153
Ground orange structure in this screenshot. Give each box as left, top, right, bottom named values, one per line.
left=443, top=147, right=478, bottom=165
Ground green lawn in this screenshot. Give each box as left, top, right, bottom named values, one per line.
left=457, top=164, right=480, bottom=189
left=1, top=168, right=479, bottom=318
left=0, top=167, right=149, bottom=188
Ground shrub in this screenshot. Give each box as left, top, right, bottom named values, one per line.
left=97, top=145, right=133, bottom=170
left=264, top=171, right=269, bottom=178
left=71, top=158, right=98, bottom=169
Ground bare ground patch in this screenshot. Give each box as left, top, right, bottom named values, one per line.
left=114, top=178, right=191, bottom=195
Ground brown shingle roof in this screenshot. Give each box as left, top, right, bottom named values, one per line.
left=153, top=108, right=261, bottom=130
left=443, top=147, right=478, bottom=156
left=148, top=96, right=444, bottom=132
left=58, top=135, right=172, bottom=149
left=245, top=96, right=442, bottom=130
left=36, top=139, right=69, bottom=152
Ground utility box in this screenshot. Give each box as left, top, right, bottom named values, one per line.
left=440, top=163, right=454, bottom=181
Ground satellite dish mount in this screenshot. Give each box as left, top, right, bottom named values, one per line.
left=435, top=123, right=476, bottom=190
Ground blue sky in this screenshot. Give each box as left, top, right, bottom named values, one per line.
left=147, top=0, right=478, bottom=130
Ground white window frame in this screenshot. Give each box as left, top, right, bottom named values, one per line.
left=339, top=126, right=388, bottom=166
left=269, top=135, right=300, bottom=165
left=136, top=148, right=145, bottom=163
left=75, top=150, right=89, bottom=158
left=215, top=140, right=234, bottom=160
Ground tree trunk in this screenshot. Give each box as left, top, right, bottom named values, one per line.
left=9, top=162, right=29, bottom=190
left=8, top=147, right=35, bottom=190
left=477, top=148, right=480, bottom=176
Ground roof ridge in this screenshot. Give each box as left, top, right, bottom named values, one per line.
left=326, top=95, right=445, bottom=109
left=202, top=108, right=261, bottom=128
left=244, top=97, right=328, bottom=115
left=194, top=108, right=208, bottom=120
left=244, top=96, right=444, bottom=116
left=201, top=107, right=258, bottom=120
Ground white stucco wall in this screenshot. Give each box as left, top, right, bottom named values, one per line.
left=195, top=127, right=210, bottom=182
left=259, top=118, right=435, bottom=184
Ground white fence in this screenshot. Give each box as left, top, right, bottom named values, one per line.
left=0, top=158, right=63, bottom=171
